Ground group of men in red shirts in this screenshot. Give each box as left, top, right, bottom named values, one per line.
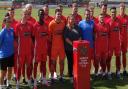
left=93, top=3, right=128, bottom=80
left=2, top=2, right=128, bottom=89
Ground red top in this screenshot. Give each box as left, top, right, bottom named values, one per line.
left=74, top=14, right=82, bottom=24
left=49, top=20, right=65, bottom=47
left=27, top=16, right=36, bottom=24
left=95, top=22, right=109, bottom=45
left=117, top=14, right=128, bottom=41
left=107, top=18, right=121, bottom=45
left=15, top=22, right=34, bottom=54
left=33, top=22, right=49, bottom=52
left=104, top=14, right=111, bottom=24
left=53, top=15, right=67, bottom=25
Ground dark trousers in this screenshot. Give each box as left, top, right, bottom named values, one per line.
left=65, top=50, right=73, bottom=77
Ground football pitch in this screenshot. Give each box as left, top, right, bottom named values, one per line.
left=0, top=7, right=128, bottom=89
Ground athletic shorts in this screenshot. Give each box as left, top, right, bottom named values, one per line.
left=35, top=53, right=47, bottom=63
left=51, top=46, right=65, bottom=60
left=0, top=55, right=14, bottom=70
left=19, top=53, right=32, bottom=66
left=109, top=45, right=121, bottom=56
left=95, top=45, right=108, bottom=58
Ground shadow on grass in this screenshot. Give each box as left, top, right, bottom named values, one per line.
left=11, top=73, right=128, bottom=89
left=91, top=73, right=128, bottom=89
left=12, top=78, right=73, bottom=89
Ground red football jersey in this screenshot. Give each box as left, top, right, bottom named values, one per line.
left=104, top=14, right=111, bottom=24
left=74, top=14, right=82, bottom=24
left=107, top=18, right=121, bottom=46
left=33, top=22, right=49, bottom=53
left=15, top=22, right=34, bottom=54
left=95, top=23, right=109, bottom=49
left=117, top=14, right=128, bottom=41
left=27, top=16, right=36, bottom=24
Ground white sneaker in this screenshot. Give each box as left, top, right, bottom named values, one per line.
left=53, top=72, right=57, bottom=79
left=49, top=73, right=51, bottom=79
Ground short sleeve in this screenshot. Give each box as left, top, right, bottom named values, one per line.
left=0, top=29, right=5, bottom=46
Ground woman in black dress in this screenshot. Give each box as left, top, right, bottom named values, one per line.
left=63, top=14, right=82, bottom=83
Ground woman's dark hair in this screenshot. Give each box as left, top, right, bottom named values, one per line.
left=3, top=13, right=10, bottom=23
left=4, top=12, right=10, bottom=17
left=67, top=14, right=75, bottom=26
left=3, top=16, right=11, bottom=23
left=67, top=14, right=75, bottom=22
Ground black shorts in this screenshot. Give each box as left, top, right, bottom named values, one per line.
left=0, top=55, right=14, bottom=70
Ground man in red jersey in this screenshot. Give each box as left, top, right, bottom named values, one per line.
left=56, top=4, right=67, bottom=24
left=94, top=13, right=109, bottom=78
left=49, top=8, right=65, bottom=84
left=101, top=4, right=110, bottom=23
left=25, top=4, right=36, bottom=24
left=106, top=7, right=121, bottom=80
left=71, top=3, right=82, bottom=24
left=2, top=8, right=18, bottom=30
left=38, top=4, right=55, bottom=81
left=49, top=4, right=66, bottom=79
left=21, top=4, right=36, bottom=84
left=117, top=3, right=128, bottom=77
left=43, top=4, right=53, bottom=25
left=33, top=9, right=50, bottom=89
left=89, top=6, right=98, bottom=23
left=15, top=8, right=34, bottom=89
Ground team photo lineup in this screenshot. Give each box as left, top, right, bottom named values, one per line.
left=0, top=1, right=128, bottom=89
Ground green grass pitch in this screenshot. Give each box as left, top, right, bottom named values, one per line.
left=0, top=7, right=128, bottom=89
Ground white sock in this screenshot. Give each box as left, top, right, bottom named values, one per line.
left=13, top=74, right=16, bottom=77
left=6, top=80, right=10, bottom=86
